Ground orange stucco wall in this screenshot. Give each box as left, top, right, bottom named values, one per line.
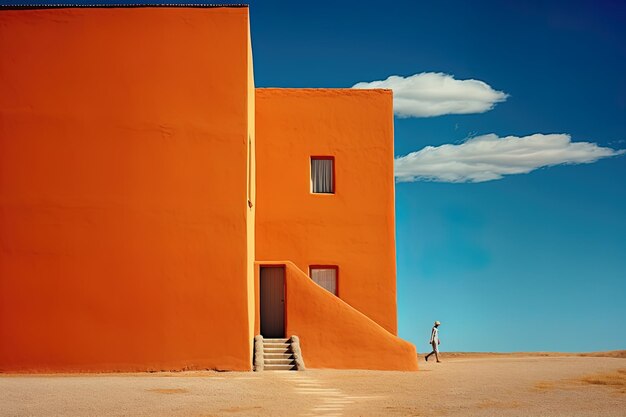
left=255, top=262, right=418, bottom=371
left=255, top=89, right=398, bottom=334
left=0, top=6, right=254, bottom=372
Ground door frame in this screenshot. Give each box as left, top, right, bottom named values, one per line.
left=258, top=264, right=286, bottom=338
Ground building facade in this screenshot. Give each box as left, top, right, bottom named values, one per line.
left=0, top=5, right=418, bottom=372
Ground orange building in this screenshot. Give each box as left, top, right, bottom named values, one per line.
left=0, top=5, right=418, bottom=372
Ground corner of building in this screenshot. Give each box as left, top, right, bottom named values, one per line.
left=245, top=10, right=257, bottom=370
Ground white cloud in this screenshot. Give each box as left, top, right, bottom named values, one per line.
left=395, top=133, right=626, bottom=183
left=352, top=72, right=508, bottom=117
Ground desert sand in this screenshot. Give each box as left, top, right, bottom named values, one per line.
left=1, top=353, right=625, bottom=417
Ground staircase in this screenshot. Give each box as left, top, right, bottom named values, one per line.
left=263, top=338, right=297, bottom=370
left=254, top=335, right=305, bottom=371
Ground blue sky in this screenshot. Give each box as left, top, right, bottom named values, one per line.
left=248, top=0, right=626, bottom=352
left=5, top=0, right=625, bottom=352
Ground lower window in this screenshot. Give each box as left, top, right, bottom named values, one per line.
left=309, top=266, right=338, bottom=296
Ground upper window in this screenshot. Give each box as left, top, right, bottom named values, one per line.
left=310, top=266, right=338, bottom=296
left=310, top=157, right=334, bottom=194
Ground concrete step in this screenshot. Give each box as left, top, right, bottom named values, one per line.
left=264, top=358, right=294, bottom=365
left=254, top=336, right=300, bottom=371
left=263, top=342, right=289, bottom=348
left=264, top=353, right=294, bottom=360
left=264, top=364, right=296, bottom=371
left=264, top=347, right=292, bottom=354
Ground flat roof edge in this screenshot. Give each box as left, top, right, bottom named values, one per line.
left=0, top=3, right=248, bottom=10
left=256, top=87, right=393, bottom=96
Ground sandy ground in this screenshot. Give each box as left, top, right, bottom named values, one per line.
left=1, top=354, right=625, bottom=417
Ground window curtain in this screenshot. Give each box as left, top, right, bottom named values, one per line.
left=311, top=158, right=333, bottom=193
left=310, top=268, right=337, bottom=295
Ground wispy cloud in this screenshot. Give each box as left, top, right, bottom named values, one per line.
left=352, top=72, right=508, bottom=117
left=395, top=134, right=625, bottom=183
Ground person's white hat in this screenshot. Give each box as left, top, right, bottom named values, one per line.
left=434, top=321, right=441, bottom=326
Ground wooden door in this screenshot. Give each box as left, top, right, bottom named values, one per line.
left=260, top=266, right=285, bottom=338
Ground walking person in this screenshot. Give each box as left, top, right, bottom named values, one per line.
left=425, top=321, right=441, bottom=362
